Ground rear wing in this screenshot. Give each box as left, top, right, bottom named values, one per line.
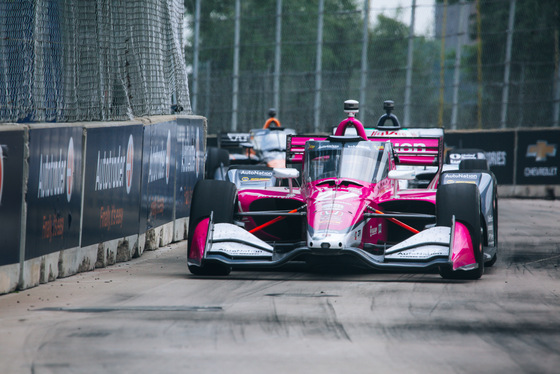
left=366, top=128, right=444, bottom=167
left=287, top=128, right=444, bottom=167
left=286, top=135, right=327, bottom=164
left=217, top=132, right=251, bottom=149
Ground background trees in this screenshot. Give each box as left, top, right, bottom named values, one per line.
left=185, top=0, right=560, bottom=132
left=460, top=0, right=560, bottom=127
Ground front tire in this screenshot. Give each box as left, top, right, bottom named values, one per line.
left=436, top=183, right=484, bottom=280
left=187, top=180, right=237, bottom=275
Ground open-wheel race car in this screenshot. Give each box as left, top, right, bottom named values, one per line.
left=206, top=127, right=297, bottom=179
left=188, top=100, right=498, bottom=279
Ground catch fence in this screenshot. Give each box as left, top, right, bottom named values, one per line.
left=0, top=0, right=190, bottom=123
left=186, top=0, right=560, bottom=134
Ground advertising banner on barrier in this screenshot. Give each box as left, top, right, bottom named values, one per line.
left=444, top=131, right=514, bottom=184
left=25, top=126, right=83, bottom=260
left=0, top=129, right=24, bottom=266
left=516, top=129, right=560, bottom=185
left=81, top=125, right=143, bottom=247
left=140, top=121, right=177, bottom=233
left=175, top=118, right=205, bottom=219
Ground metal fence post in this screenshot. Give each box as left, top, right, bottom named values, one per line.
left=273, top=0, right=282, bottom=114
left=404, top=0, right=416, bottom=128
left=359, top=0, right=369, bottom=123
left=554, top=67, right=560, bottom=128
left=313, top=0, right=324, bottom=133
left=232, top=0, right=241, bottom=131
left=476, top=0, right=483, bottom=129
left=191, top=0, right=201, bottom=114
left=500, top=0, right=516, bottom=129
left=553, top=24, right=560, bottom=127
left=451, top=0, right=466, bottom=130
left=438, top=0, right=448, bottom=128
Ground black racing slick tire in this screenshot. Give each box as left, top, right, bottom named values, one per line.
left=205, top=147, right=230, bottom=180
left=436, top=183, right=484, bottom=280
left=187, top=179, right=237, bottom=275
left=485, top=253, right=497, bottom=267
left=485, top=191, right=498, bottom=267
left=459, top=158, right=489, bottom=171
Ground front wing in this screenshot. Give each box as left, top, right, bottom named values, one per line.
left=188, top=215, right=478, bottom=273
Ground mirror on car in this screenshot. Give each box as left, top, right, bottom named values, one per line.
left=388, top=169, right=415, bottom=180
left=273, top=167, right=300, bottom=179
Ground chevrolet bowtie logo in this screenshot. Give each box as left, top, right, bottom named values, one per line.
left=526, top=141, right=557, bottom=162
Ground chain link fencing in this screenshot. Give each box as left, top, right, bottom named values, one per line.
left=186, top=0, right=560, bottom=134
left=0, top=0, right=191, bottom=123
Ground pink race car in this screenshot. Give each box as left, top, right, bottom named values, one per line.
left=188, top=100, right=498, bottom=279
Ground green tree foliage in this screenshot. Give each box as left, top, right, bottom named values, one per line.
left=185, top=0, right=362, bottom=73
left=366, top=14, right=440, bottom=124
left=462, top=0, right=560, bottom=126
left=184, top=0, right=446, bottom=129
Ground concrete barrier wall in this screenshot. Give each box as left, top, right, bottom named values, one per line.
left=0, top=115, right=206, bottom=294
left=2, top=123, right=558, bottom=294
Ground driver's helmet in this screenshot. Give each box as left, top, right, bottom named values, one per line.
left=264, top=108, right=281, bottom=128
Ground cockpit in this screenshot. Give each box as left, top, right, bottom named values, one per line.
left=304, top=139, right=390, bottom=184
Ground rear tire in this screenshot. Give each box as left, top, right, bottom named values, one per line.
left=485, top=193, right=499, bottom=267
left=187, top=180, right=237, bottom=275
left=459, top=159, right=488, bottom=170
left=485, top=254, right=497, bottom=267
left=436, top=183, right=484, bottom=280
left=205, top=147, right=230, bottom=180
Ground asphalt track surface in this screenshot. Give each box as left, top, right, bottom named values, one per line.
left=0, top=198, right=559, bottom=374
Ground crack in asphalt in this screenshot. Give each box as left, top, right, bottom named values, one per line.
left=35, top=306, right=223, bottom=313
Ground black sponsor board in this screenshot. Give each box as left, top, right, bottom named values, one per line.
left=0, top=129, right=24, bottom=266
left=444, top=131, right=514, bottom=184
left=81, top=125, right=143, bottom=247
left=516, top=129, right=560, bottom=185
left=139, top=122, right=177, bottom=232
left=25, top=127, right=83, bottom=260
left=175, top=118, right=204, bottom=219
